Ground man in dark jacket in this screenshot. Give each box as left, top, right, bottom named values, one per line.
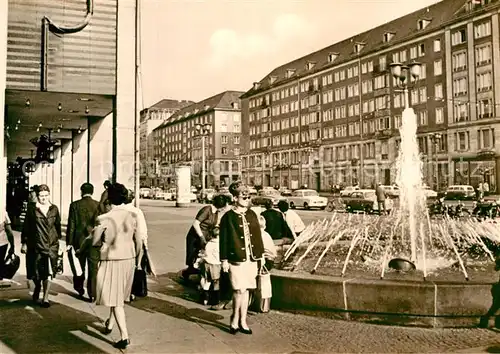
left=66, top=183, right=99, bottom=301
left=261, top=200, right=292, bottom=240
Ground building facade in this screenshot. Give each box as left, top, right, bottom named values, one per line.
left=152, top=91, right=243, bottom=188
left=139, top=99, right=193, bottom=187
left=1, top=0, right=138, bottom=223
left=240, top=0, right=500, bottom=193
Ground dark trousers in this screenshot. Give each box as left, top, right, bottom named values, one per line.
left=68, top=250, right=98, bottom=298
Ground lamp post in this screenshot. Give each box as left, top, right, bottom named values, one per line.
left=195, top=123, right=211, bottom=200
left=389, top=61, right=422, bottom=109
left=429, top=133, right=442, bottom=191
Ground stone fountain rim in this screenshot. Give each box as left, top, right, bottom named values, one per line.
left=271, top=269, right=498, bottom=285
left=270, top=269, right=498, bottom=327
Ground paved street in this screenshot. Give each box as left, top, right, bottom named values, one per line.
left=0, top=199, right=499, bottom=353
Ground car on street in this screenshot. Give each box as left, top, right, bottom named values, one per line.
left=279, top=187, right=293, bottom=196
left=381, top=185, right=400, bottom=197
left=442, top=185, right=477, bottom=212
left=287, top=189, right=328, bottom=209
left=344, top=189, right=394, bottom=213
left=251, top=189, right=286, bottom=207
left=139, top=187, right=151, bottom=199
left=154, top=190, right=167, bottom=200
left=340, top=186, right=360, bottom=197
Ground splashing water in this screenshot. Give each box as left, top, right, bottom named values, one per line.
left=281, top=109, right=500, bottom=280
left=395, top=108, right=430, bottom=266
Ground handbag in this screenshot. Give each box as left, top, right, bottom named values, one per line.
left=1, top=253, right=20, bottom=279
left=131, top=267, right=148, bottom=297
left=251, top=263, right=272, bottom=313
left=56, top=251, right=64, bottom=275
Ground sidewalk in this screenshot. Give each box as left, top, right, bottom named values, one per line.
left=0, top=232, right=296, bottom=353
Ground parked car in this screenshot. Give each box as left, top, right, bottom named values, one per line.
left=251, top=189, right=286, bottom=207
left=422, top=185, right=438, bottom=198
left=279, top=187, right=293, bottom=196
left=381, top=185, right=400, bottom=197
left=154, top=191, right=167, bottom=200
left=344, top=189, right=394, bottom=213
left=340, top=186, right=360, bottom=197
left=139, top=187, right=151, bottom=199
left=442, top=185, right=477, bottom=212
left=287, top=189, right=328, bottom=210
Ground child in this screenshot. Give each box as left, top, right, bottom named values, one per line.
left=199, top=226, right=221, bottom=308
left=258, top=215, right=277, bottom=269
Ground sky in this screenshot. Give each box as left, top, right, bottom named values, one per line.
left=139, top=0, right=442, bottom=108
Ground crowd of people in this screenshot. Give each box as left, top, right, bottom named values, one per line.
left=183, top=181, right=304, bottom=334
left=16, top=181, right=145, bottom=350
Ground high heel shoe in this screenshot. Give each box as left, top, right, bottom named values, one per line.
left=101, top=319, right=113, bottom=335
left=113, top=339, right=130, bottom=349
left=238, top=326, right=253, bottom=335
left=229, top=314, right=238, bottom=335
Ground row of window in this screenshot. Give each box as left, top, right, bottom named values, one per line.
left=245, top=128, right=495, bottom=164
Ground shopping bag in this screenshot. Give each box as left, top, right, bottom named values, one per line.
left=56, top=252, right=64, bottom=275
left=68, top=248, right=83, bottom=276
left=258, top=265, right=272, bottom=299
left=1, top=253, right=20, bottom=279
left=250, top=265, right=272, bottom=313
left=132, top=268, right=148, bottom=297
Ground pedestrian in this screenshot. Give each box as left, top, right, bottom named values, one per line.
left=375, top=182, right=387, bottom=215
left=199, top=225, right=222, bottom=308
left=66, top=183, right=99, bottom=302
left=97, top=180, right=112, bottom=215
left=258, top=215, right=277, bottom=270
left=20, top=184, right=62, bottom=308
left=220, top=181, right=264, bottom=335
left=182, top=195, right=227, bottom=281
left=277, top=200, right=305, bottom=239
left=94, top=183, right=143, bottom=350
left=0, top=210, right=16, bottom=279
left=261, top=199, right=293, bottom=240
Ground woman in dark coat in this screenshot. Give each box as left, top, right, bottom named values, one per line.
left=182, top=195, right=227, bottom=280
left=220, top=182, right=264, bottom=335
left=21, top=184, right=62, bottom=307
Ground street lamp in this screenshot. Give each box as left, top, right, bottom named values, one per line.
left=195, top=123, right=211, bottom=200
left=429, top=133, right=442, bottom=191
left=390, top=61, right=422, bottom=109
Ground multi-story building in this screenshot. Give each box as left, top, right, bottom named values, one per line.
left=240, top=0, right=500, bottom=193
left=140, top=99, right=193, bottom=187
left=153, top=91, right=243, bottom=188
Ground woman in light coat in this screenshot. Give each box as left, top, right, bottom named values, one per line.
left=93, top=183, right=142, bottom=350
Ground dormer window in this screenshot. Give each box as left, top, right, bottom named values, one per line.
left=383, top=32, right=395, bottom=43
left=327, top=52, right=339, bottom=63
left=354, top=42, right=365, bottom=54
left=204, top=105, right=210, bottom=111
left=306, top=61, right=316, bottom=70
left=253, top=82, right=261, bottom=90
left=231, top=102, right=239, bottom=109
left=194, top=108, right=199, bottom=114
left=286, top=69, right=296, bottom=78
left=418, top=19, right=431, bottom=30
left=268, top=76, right=277, bottom=85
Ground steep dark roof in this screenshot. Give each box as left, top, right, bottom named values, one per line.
left=154, top=91, right=244, bottom=130
left=241, top=0, right=496, bottom=98
left=147, top=99, right=194, bottom=110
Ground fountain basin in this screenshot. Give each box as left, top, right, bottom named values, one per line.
left=270, top=269, right=497, bottom=328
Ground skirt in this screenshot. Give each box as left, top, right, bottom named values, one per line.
left=229, top=260, right=258, bottom=291
left=26, top=250, right=58, bottom=281
left=96, top=259, right=135, bottom=307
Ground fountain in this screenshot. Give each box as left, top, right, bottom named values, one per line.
left=271, top=108, right=500, bottom=327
